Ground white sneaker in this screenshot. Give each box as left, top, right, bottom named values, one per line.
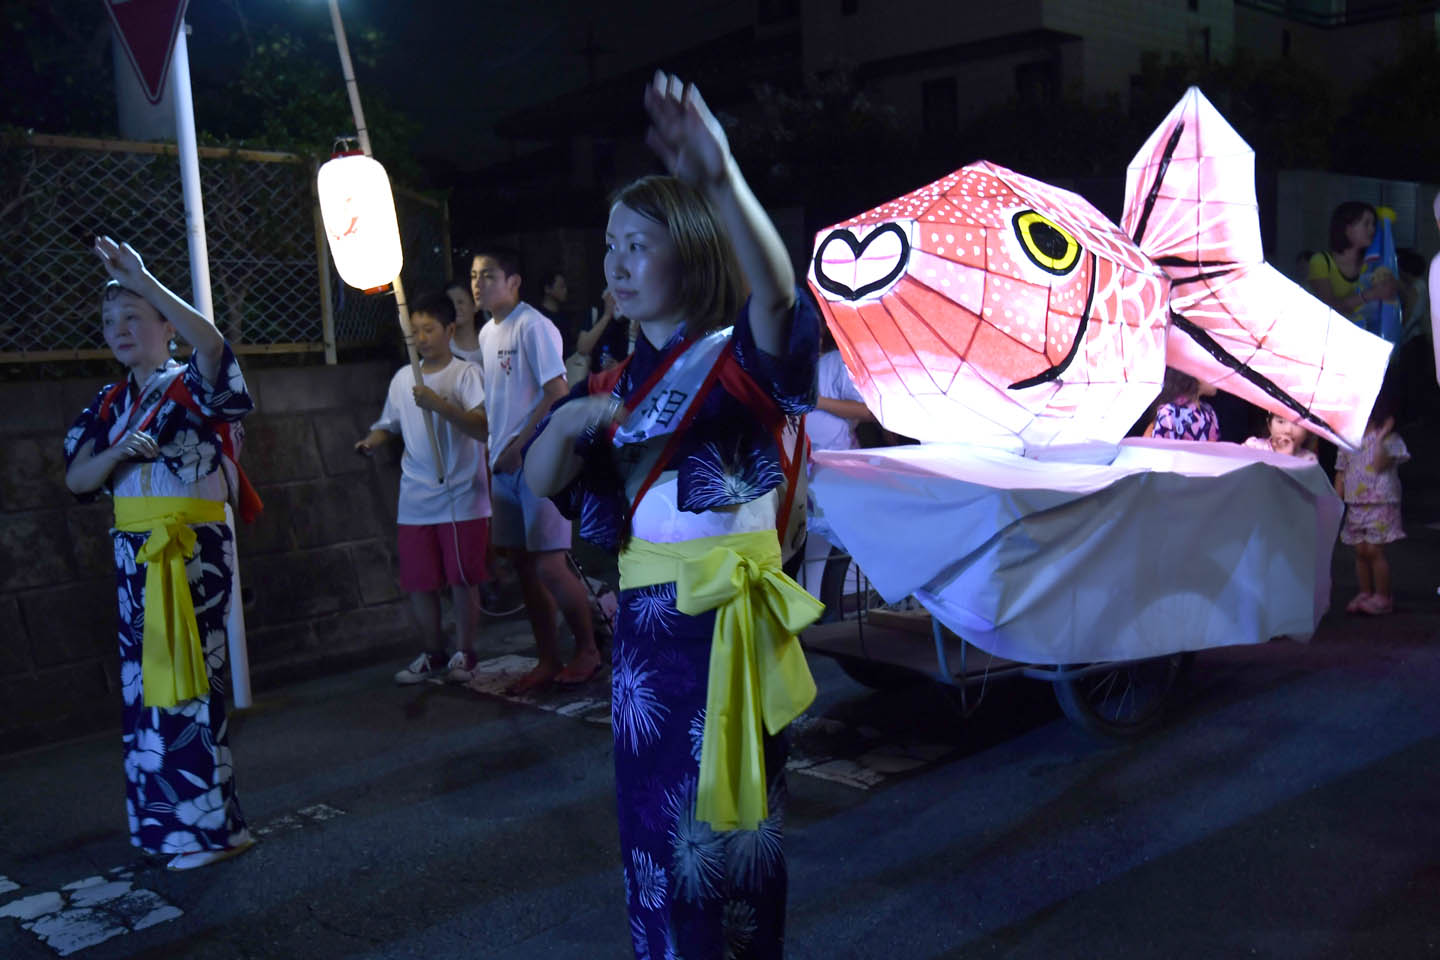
left=445, top=650, right=478, bottom=684
left=394, top=652, right=444, bottom=685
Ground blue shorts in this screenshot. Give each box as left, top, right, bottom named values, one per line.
left=491, top=467, right=572, bottom=553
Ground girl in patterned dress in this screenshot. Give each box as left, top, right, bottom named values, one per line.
left=525, top=73, right=821, bottom=959
left=1335, top=389, right=1409, bottom=616
left=63, top=238, right=256, bottom=870
left=1147, top=367, right=1220, bottom=441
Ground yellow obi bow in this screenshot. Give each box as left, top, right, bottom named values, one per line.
left=113, top=496, right=226, bottom=708
left=619, top=529, right=824, bottom=831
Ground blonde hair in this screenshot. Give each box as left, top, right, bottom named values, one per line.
left=609, top=176, right=744, bottom=336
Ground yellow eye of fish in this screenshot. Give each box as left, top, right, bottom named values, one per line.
left=1012, top=210, right=1080, bottom=276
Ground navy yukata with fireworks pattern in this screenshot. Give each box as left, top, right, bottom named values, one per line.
left=536, top=292, right=819, bottom=959
left=63, top=344, right=253, bottom=856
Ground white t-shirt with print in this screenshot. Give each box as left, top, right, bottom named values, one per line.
left=372, top=357, right=490, bottom=524
left=807, top=350, right=867, bottom=452
left=476, top=301, right=566, bottom=470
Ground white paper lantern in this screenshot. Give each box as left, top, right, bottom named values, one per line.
left=317, top=153, right=404, bottom=291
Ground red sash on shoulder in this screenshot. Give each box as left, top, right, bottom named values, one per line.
left=97, top=376, right=264, bottom=524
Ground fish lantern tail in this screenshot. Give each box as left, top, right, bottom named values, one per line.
left=1124, top=87, right=1392, bottom=450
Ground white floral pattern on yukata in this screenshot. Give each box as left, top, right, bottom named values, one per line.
left=64, top=343, right=253, bottom=854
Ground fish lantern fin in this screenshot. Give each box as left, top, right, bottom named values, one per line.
left=1122, top=87, right=1262, bottom=273
left=1125, top=87, right=1391, bottom=450
left=1165, top=262, right=1391, bottom=450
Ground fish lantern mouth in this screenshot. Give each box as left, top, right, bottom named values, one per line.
left=812, top=222, right=912, bottom=302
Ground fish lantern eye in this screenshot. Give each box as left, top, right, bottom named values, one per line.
left=1012, top=210, right=1080, bottom=276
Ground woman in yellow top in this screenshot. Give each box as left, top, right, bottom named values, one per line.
left=1307, top=201, right=1399, bottom=321
left=63, top=238, right=256, bottom=870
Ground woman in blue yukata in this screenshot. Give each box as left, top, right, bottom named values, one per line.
left=64, top=237, right=258, bottom=871
left=527, top=73, right=823, bottom=959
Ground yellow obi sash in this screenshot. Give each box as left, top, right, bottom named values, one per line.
left=619, top=529, right=824, bottom=831
left=113, top=496, right=227, bottom=708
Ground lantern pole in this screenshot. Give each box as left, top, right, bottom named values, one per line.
left=326, top=0, right=444, bottom=482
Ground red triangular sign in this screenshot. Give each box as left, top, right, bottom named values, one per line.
left=104, top=0, right=190, bottom=105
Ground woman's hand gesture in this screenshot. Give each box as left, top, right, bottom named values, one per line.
left=94, top=236, right=150, bottom=291
left=643, top=72, right=730, bottom=190
left=115, top=429, right=160, bottom=462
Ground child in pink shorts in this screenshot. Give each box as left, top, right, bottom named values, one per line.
left=356, top=292, right=493, bottom=681
left=1335, top=389, right=1409, bottom=616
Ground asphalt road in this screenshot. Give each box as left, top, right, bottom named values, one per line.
left=2, top=535, right=1438, bottom=959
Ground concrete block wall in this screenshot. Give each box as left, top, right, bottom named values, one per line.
left=0, top=360, right=415, bottom=754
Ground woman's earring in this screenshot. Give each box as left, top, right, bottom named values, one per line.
left=168, top=337, right=178, bottom=354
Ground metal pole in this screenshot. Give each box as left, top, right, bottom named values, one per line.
left=311, top=166, right=338, bottom=365
left=328, top=0, right=371, bottom=156
left=172, top=23, right=212, bottom=321
left=174, top=20, right=252, bottom=709
left=326, top=0, right=443, bottom=481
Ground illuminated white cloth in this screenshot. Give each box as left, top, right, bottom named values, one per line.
left=810, top=439, right=1342, bottom=664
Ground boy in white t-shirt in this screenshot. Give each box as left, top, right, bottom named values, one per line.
left=472, top=247, right=599, bottom=693
left=355, top=292, right=492, bottom=684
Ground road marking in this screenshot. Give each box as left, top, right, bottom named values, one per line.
left=0, top=868, right=181, bottom=957
left=462, top=655, right=959, bottom=791
left=252, top=802, right=346, bottom=837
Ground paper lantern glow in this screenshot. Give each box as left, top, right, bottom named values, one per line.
left=317, top=154, right=404, bottom=291
left=807, top=87, right=1391, bottom=452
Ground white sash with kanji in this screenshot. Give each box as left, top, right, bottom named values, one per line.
left=612, top=326, right=733, bottom=447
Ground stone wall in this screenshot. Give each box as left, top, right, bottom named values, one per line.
left=0, top=360, right=414, bottom=754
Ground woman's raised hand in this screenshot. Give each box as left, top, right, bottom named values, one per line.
left=643, top=71, right=730, bottom=190
left=94, top=236, right=150, bottom=291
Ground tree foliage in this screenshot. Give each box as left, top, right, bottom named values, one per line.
left=1333, top=39, right=1440, bottom=181
left=0, top=0, right=422, bottom=184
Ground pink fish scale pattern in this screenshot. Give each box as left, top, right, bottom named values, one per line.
left=810, top=162, right=1169, bottom=451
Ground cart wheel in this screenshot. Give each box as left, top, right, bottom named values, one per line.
left=819, top=548, right=880, bottom=622
left=1052, top=653, right=1194, bottom=739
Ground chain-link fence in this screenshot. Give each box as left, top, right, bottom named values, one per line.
left=0, top=135, right=448, bottom=362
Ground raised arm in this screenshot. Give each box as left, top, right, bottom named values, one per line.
left=95, top=236, right=226, bottom=385
left=643, top=72, right=795, bottom=356
left=574, top=296, right=615, bottom=356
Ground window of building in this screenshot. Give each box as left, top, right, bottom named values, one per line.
left=922, top=77, right=958, bottom=138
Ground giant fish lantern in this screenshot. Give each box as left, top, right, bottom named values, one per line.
left=807, top=87, right=1391, bottom=452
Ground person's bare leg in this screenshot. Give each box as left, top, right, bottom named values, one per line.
left=534, top=550, right=600, bottom=682
left=409, top=591, right=446, bottom=655
left=1354, top=545, right=1375, bottom=595
left=451, top=583, right=479, bottom=654
left=1370, top=544, right=1392, bottom=601
left=507, top=549, right=563, bottom=693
